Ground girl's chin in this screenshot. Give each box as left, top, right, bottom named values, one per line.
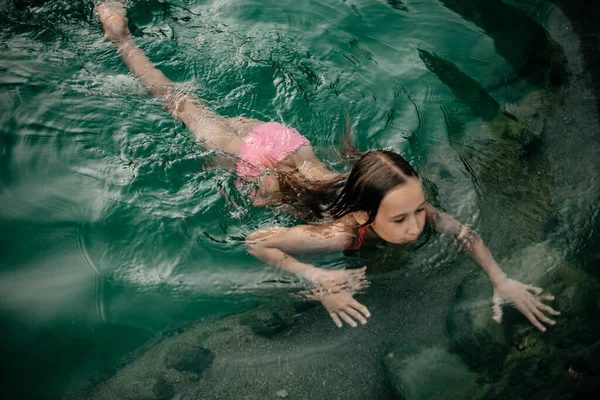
left=384, top=238, right=413, bottom=245
left=377, top=232, right=421, bottom=245
left=396, top=237, right=418, bottom=245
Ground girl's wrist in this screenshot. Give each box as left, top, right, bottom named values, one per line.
left=298, top=265, right=322, bottom=283
left=489, top=270, right=508, bottom=286
left=114, top=36, right=132, bottom=47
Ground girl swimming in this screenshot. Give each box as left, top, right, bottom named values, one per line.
left=96, top=1, right=560, bottom=330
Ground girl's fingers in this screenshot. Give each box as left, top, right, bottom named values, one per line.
left=347, top=267, right=367, bottom=276
left=344, top=307, right=367, bottom=325
left=538, top=294, right=556, bottom=302
left=492, top=296, right=503, bottom=323
left=533, top=298, right=561, bottom=316
left=453, top=238, right=466, bottom=252
left=526, top=298, right=556, bottom=326
left=518, top=303, right=546, bottom=332
left=338, top=311, right=358, bottom=328
left=350, top=300, right=371, bottom=318
left=526, top=286, right=543, bottom=296
left=330, top=313, right=343, bottom=328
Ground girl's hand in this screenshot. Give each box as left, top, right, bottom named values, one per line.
left=96, top=2, right=130, bottom=43
left=492, top=278, right=561, bottom=332
left=299, top=286, right=371, bottom=328
left=319, top=290, right=371, bottom=328
left=454, top=225, right=480, bottom=252
left=298, top=267, right=371, bottom=328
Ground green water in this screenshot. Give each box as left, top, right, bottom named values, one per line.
left=1, top=0, right=599, bottom=398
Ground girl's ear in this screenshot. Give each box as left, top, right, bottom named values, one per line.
left=354, top=211, right=369, bottom=225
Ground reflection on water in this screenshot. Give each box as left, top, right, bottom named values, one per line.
left=1, top=0, right=599, bottom=399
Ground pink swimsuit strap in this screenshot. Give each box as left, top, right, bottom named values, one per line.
left=352, top=225, right=368, bottom=250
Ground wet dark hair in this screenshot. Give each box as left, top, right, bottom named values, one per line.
left=328, top=150, right=418, bottom=224
left=275, top=148, right=418, bottom=224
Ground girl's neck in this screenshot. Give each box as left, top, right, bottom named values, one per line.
left=347, top=213, right=378, bottom=240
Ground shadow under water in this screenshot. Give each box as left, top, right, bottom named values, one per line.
left=438, top=0, right=570, bottom=88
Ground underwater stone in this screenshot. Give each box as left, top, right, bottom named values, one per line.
left=382, top=341, right=481, bottom=400
left=239, top=311, right=294, bottom=339
left=446, top=273, right=510, bottom=375
left=446, top=244, right=570, bottom=374
left=566, top=340, right=600, bottom=394
left=117, top=374, right=175, bottom=400
left=548, top=272, right=600, bottom=321
left=500, top=90, right=549, bottom=147
left=476, top=268, right=600, bottom=398
left=484, top=336, right=600, bottom=398
left=165, top=342, right=214, bottom=375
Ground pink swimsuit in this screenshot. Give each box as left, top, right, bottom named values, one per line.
left=236, top=122, right=310, bottom=178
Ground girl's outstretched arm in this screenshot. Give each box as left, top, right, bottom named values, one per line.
left=424, top=203, right=560, bottom=332
left=97, top=2, right=178, bottom=104
left=96, top=2, right=242, bottom=154
left=246, top=224, right=371, bottom=328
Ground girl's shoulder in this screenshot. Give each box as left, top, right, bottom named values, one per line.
left=329, top=214, right=365, bottom=250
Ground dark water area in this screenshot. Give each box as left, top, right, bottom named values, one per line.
left=0, top=0, right=599, bottom=399
left=547, top=0, right=600, bottom=112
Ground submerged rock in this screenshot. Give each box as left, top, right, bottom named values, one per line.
left=165, top=342, right=214, bottom=376
left=446, top=240, right=600, bottom=398
left=382, top=341, right=481, bottom=399
left=418, top=48, right=552, bottom=148
left=239, top=311, right=295, bottom=339
left=446, top=278, right=509, bottom=375
left=484, top=332, right=600, bottom=399
left=565, top=340, right=600, bottom=395
left=115, top=374, right=175, bottom=400
left=445, top=274, right=518, bottom=376
left=501, top=91, right=548, bottom=145
left=447, top=244, right=560, bottom=373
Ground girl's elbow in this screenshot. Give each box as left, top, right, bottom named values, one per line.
left=245, top=235, right=265, bottom=258
left=246, top=228, right=286, bottom=258
left=245, top=237, right=257, bottom=255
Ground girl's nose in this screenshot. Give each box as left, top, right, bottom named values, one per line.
left=407, top=216, right=421, bottom=235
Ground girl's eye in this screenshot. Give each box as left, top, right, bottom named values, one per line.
left=417, top=207, right=425, bottom=212
left=394, top=218, right=404, bottom=223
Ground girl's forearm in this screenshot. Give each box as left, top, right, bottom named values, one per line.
left=114, top=38, right=175, bottom=100
left=467, top=239, right=508, bottom=285
left=426, top=205, right=508, bottom=286
left=246, top=243, right=320, bottom=282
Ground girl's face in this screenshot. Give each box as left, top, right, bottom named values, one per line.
left=371, top=178, right=427, bottom=244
